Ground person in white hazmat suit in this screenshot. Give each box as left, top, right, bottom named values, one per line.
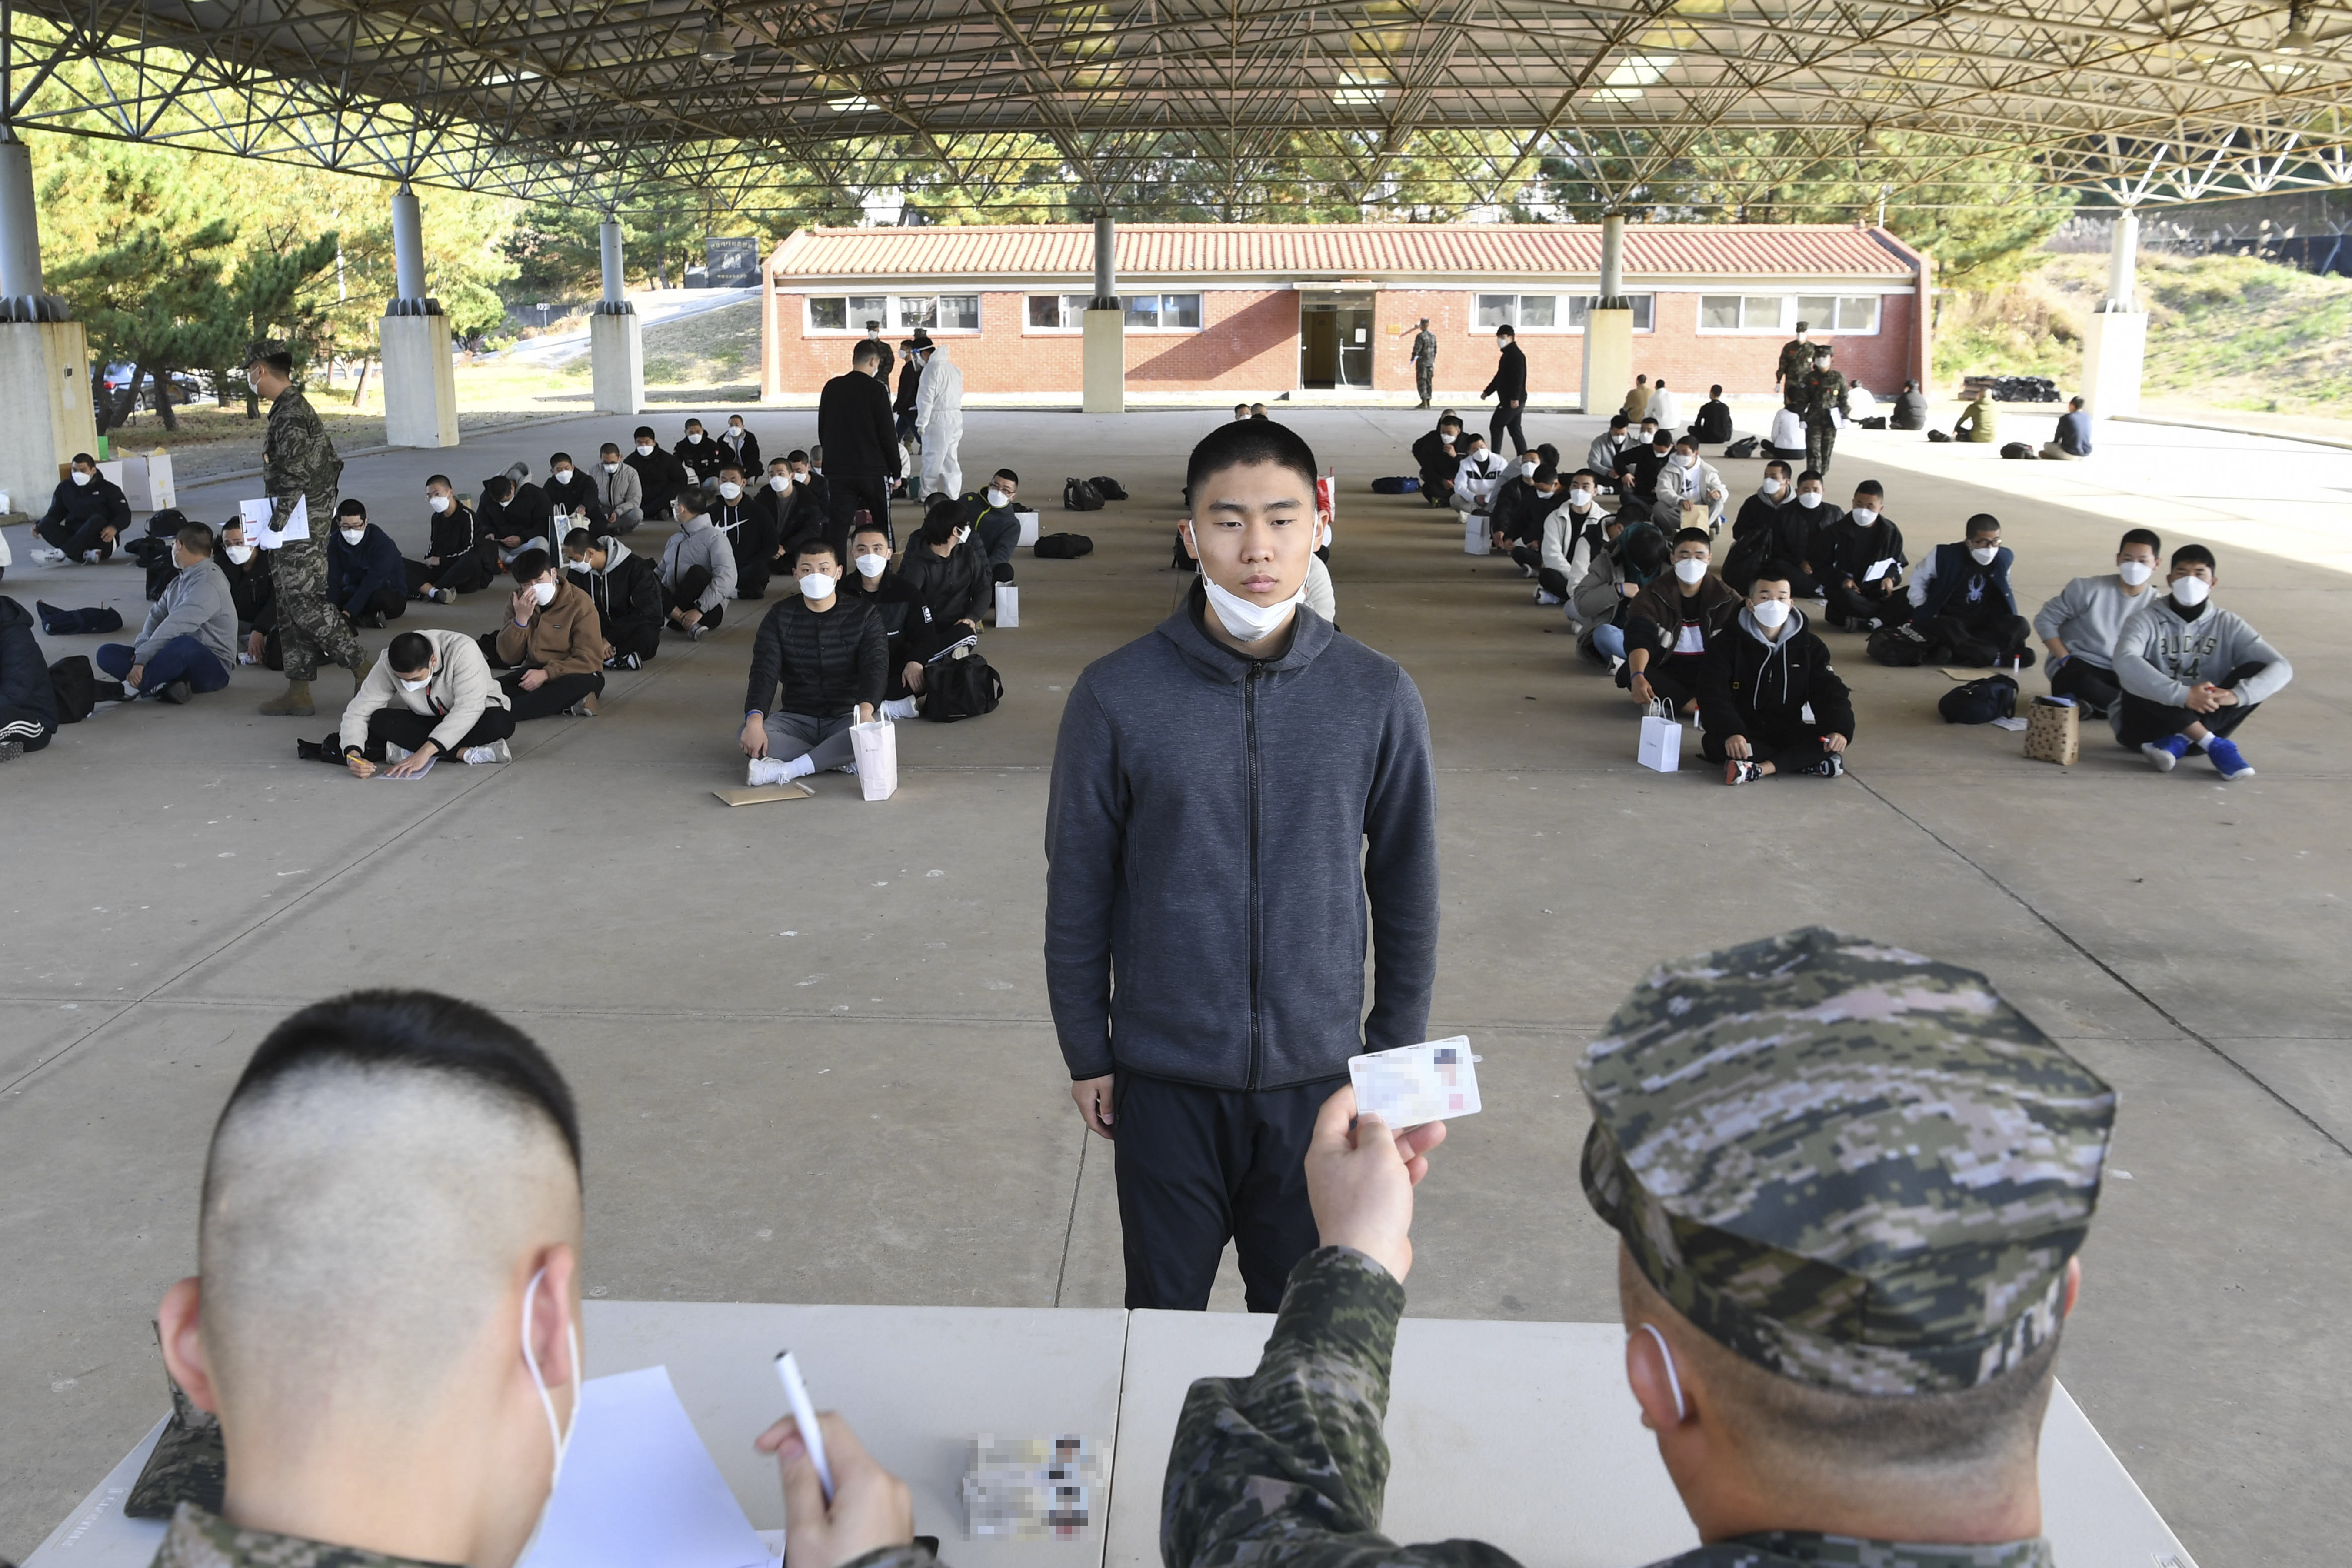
left=914, top=340, right=966, bottom=502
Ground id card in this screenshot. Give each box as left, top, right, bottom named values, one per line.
left=1348, top=1036, right=1481, bottom=1127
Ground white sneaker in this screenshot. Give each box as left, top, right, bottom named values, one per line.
left=880, top=696, right=919, bottom=721
left=383, top=742, right=412, bottom=762
left=81, top=549, right=104, bottom=564
left=833, top=760, right=859, bottom=776
left=32, top=546, right=66, bottom=564
left=1533, top=590, right=1564, bottom=606
left=461, top=739, right=511, bottom=765
left=747, top=756, right=794, bottom=786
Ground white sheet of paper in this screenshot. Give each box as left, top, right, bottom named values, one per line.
left=241, top=495, right=308, bottom=547
left=1991, top=715, right=2029, bottom=732
left=1864, top=557, right=1897, bottom=583
left=517, top=1365, right=771, bottom=1568
left=1349, top=1037, right=1482, bottom=1128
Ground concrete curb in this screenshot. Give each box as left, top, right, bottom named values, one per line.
left=2115, top=413, right=2352, bottom=454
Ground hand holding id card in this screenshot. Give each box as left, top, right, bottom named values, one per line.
left=1349, top=1036, right=1481, bottom=1128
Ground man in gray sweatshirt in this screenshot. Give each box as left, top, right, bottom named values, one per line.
left=93, top=521, right=237, bottom=703
left=1045, top=418, right=1439, bottom=1313
left=2112, top=543, right=2292, bottom=780
left=657, top=496, right=738, bottom=640
left=2034, top=528, right=2164, bottom=716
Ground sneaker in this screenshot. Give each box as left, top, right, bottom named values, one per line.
left=81, top=549, right=104, bottom=564
left=1724, top=759, right=1763, bottom=786
left=1802, top=753, right=1845, bottom=778
left=614, top=651, right=642, bottom=670
left=2203, top=737, right=2255, bottom=780
left=158, top=680, right=192, bottom=706
left=0, top=738, right=21, bottom=762
left=30, top=546, right=65, bottom=564
left=434, top=587, right=457, bottom=605
left=686, top=623, right=707, bottom=642
left=1607, top=655, right=1626, bottom=677
left=833, top=759, right=859, bottom=776
left=460, top=739, right=512, bottom=765
left=92, top=679, right=129, bottom=703
left=571, top=692, right=600, bottom=716
left=747, top=756, right=801, bottom=787
left=2141, top=733, right=2190, bottom=773
left=1533, top=589, right=1565, bottom=606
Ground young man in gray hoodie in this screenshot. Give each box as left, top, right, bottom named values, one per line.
left=2112, top=543, right=2292, bottom=780
left=94, top=520, right=237, bottom=704
left=1045, top=418, right=1439, bottom=1312
left=657, top=495, right=738, bottom=640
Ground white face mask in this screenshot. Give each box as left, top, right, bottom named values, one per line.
left=726, top=426, right=745, bottom=441
left=1672, top=557, right=1708, bottom=585
left=1201, top=571, right=1304, bottom=642
left=603, top=460, right=620, bottom=473
left=399, top=672, right=433, bottom=692
left=1751, top=597, right=1792, bottom=629
left=552, top=469, right=573, bottom=483
left=428, top=494, right=452, bottom=514
left=1668, top=455, right=1691, bottom=471
left=72, top=469, right=93, bottom=486
left=225, top=543, right=254, bottom=565
left=686, top=431, right=704, bottom=444
left=718, top=481, right=742, bottom=501
left=1759, top=477, right=1783, bottom=497
left=798, top=570, right=837, bottom=600
left=855, top=552, right=888, bottom=579
left=2117, top=559, right=2155, bottom=586
left=770, top=474, right=790, bottom=491
left=2170, top=574, right=2211, bottom=607
left=986, top=487, right=1012, bottom=510
left=1568, top=488, right=1593, bottom=508
left=1519, top=461, right=1538, bottom=477
left=531, top=580, right=558, bottom=605
left=636, top=442, right=654, bottom=456
left=1795, top=490, right=1822, bottom=509
left=1849, top=506, right=1878, bottom=527
left=1969, top=544, right=1999, bottom=566
left=340, top=527, right=366, bottom=546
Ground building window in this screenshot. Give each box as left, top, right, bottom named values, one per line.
left=1027, top=292, right=1200, bottom=330
left=1699, top=294, right=1881, bottom=334
left=803, top=293, right=978, bottom=333
left=1476, top=293, right=1654, bottom=332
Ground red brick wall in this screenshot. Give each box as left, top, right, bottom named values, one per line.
left=766, top=283, right=1922, bottom=399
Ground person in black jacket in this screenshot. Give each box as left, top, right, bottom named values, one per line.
left=404, top=475, right=493, bottom=603
left=326, top=501, right=407, bottom=628
left=754, top=456, right=821, bottom=570
left=476, top=473, right=550, bottom=566
left=218, top=521, right=277, bottom=662
left=895, top=499, right=992, bottom=636
left=818, top=341, right=902, bottom=554
left=961, top=469, right=1024, bottom=583
left=736, top=536, right=886, bottom=787
left=1486, top=451, right=1557, bottom=560
left=1890, top=379, right=1931, bottom=430
left=716, top=413, right=761, bottom=477
left=707, top=463, right=773, bottom=599
left=1701, top=565, right=1856, bottom=784
left=34, top=453, right=133, bottom=563
left=893, top=334, right=923, bottom=455
left=627, top=425, right=690, bottom=519
left=540, top=451, right=610, bottom=533
left=0, top=594, right=58, bottom=758
left=1480, top=325, right=1529, bottom=457
left=843, top=518, right=935, bottom=712
left=1409, top=414, right=1462, bottom=507
left=1817, top=480, right=1909, bottom=631
left=673, top=418, right=725, bottom=486
left=1689, top=383, right=1734, bottom=445
left=562, top=529, right=664, bottom=669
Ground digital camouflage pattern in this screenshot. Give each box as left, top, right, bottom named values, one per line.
left=1580, top=926, right=2115, bottom=1398
left=151, top=1503, right=450, bottom=1568
left=1776, top=337, right=1815, bottom=407
left=1800, top=366, right=1850, bottom=475
left=261, top=382, right=346, bottom=533
left=125, top=1367, right=225, bottom=1518
left=1410, top=328, right=1438, bottom=406
left=1161, top=1248, right=2055, bottom=1568
left=270, top=539, right=362, bottom=682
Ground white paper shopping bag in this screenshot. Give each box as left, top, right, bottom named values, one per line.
left=995, top=583, right=1019, bottom=627
left=1463, top=514, right=1490, bottom=555
left=1637, top=713, right=1682, bottom=772
left=849, top=719, right=898, bottom=801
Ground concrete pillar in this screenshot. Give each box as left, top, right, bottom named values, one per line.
left=0, top=137, right=96, bottom=518
left=1597, top=212, right=1627, bottom=307
left=1579, top=211, right=1634, bottom=413
left=1083, top=212, right=1123, bottom=414
left=2082, top=209, right=2146, bottom=419
left=590, top=217, right=643, bottom=416
left=378, top=181, right=459, bottom=447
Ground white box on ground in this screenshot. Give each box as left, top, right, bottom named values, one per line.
left=1015, top=509, right=1040, bottom=547
left=995, top=583, right=1019, bottom=628
left=97, top=458, right=125, bottom=490
left=1637, top=713, right=1681, bottom=772
left=123, top=451, right=174, bottom=511
left=849, top=719, right=898, bottom=801
left=1462, top=514, right=1489, bottom=554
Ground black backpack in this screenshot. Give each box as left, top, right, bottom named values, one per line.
left=1063, top=477, right=1105, bottom=511
left=48, top=655, right=96, bottom=723
left=1999, top=442, right=2038, bottom=460
left=1086, top=475, right=1128, bottom=501
left=1034, top=533, right=1094, bottom=559
left=1926, top=429, right=1952, bottom=443
left=1939, top=674, right=2018, bottom=725
left=1867, top=623, right=1936, bottom=667
left=1369, top=476, right=1419, bottom=494
left=923, top=646, right=1003, bottom=723
left=1722, top=436, right=1761, bottom=459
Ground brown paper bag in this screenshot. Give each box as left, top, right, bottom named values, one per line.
left=2022, top=698, right=2079, bottom=766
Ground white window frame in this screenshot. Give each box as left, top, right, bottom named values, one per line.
left=1471, top=293, right=1654, bottom=333
left=801, top=293, right=981, bottom=335
left=1023, top=291, right=1204, bottom=333
left=1696, top=293, right=1883, bottom=335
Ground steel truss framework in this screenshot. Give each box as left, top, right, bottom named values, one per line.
left=3, top=0, right=2348, bottom=215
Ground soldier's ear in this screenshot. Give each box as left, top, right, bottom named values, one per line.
left=1626, top=1322, right=1690, bottom=1429
left=2062, top=1255, right=2081, bottom=1319
left=157, top=1276, right=221, bottom=1415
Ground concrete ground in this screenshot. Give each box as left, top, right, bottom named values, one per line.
left=4, top=407, right=2347, bottom=1565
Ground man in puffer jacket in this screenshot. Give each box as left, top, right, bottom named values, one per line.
left=1699, top=563, right=1856, bottom=785
left=737, top=537, right=886, bottom=787
left=563, top=530, right=664, bottom=669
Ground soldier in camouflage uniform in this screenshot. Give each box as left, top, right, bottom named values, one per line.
left=1775, top=322, right=1815, bottom=410
left=1409, top=320, right=1438, bottom=409
left=248, top=340, right=370, bottom=717
left=1162, top=926, right=2116, bottom=1568
left=1800, top=344, right=1851, bottom=479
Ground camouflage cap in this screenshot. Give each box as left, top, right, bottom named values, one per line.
left=244, top=337, right=291, bottom=366
left=1579, top=926, right=2115, bottom=1398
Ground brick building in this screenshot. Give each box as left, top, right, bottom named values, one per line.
left=760, top=223, right=1931, bottom=405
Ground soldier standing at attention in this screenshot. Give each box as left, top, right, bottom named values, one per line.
left=1800, top=343, right=1850, bottom=479
left=1408, top=319, right=1438, bottom=409
left=1775, top=319, right=1814, bottom=409
left=1161, top=926, right=2117, bottom=1568
left=249, top=340, right=371, bottom=716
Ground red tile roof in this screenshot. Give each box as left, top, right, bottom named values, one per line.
left=769, top=223, right=1919, bottom=282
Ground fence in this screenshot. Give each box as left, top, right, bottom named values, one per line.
left=2049, top=214, right=2352, bottom=277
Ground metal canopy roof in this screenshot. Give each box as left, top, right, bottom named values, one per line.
left=4, top=0, right=2347, bottom=214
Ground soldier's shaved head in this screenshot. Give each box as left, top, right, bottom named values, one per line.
left=195, top=991, right=582, bottom=1435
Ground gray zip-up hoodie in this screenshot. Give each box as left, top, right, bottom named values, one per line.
left=1044, top=587, right=1438, bottom=1090
left=133, top=556, right=237, bottom=669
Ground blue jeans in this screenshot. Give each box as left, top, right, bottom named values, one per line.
left=1592, top=623, right=1627, bottom=662
left=96, top=636, right=230, bottom=695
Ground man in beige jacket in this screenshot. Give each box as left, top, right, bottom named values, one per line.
left=342, top=629, right=516, bottom=773
left=491, top=547, right=609, bottom=720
